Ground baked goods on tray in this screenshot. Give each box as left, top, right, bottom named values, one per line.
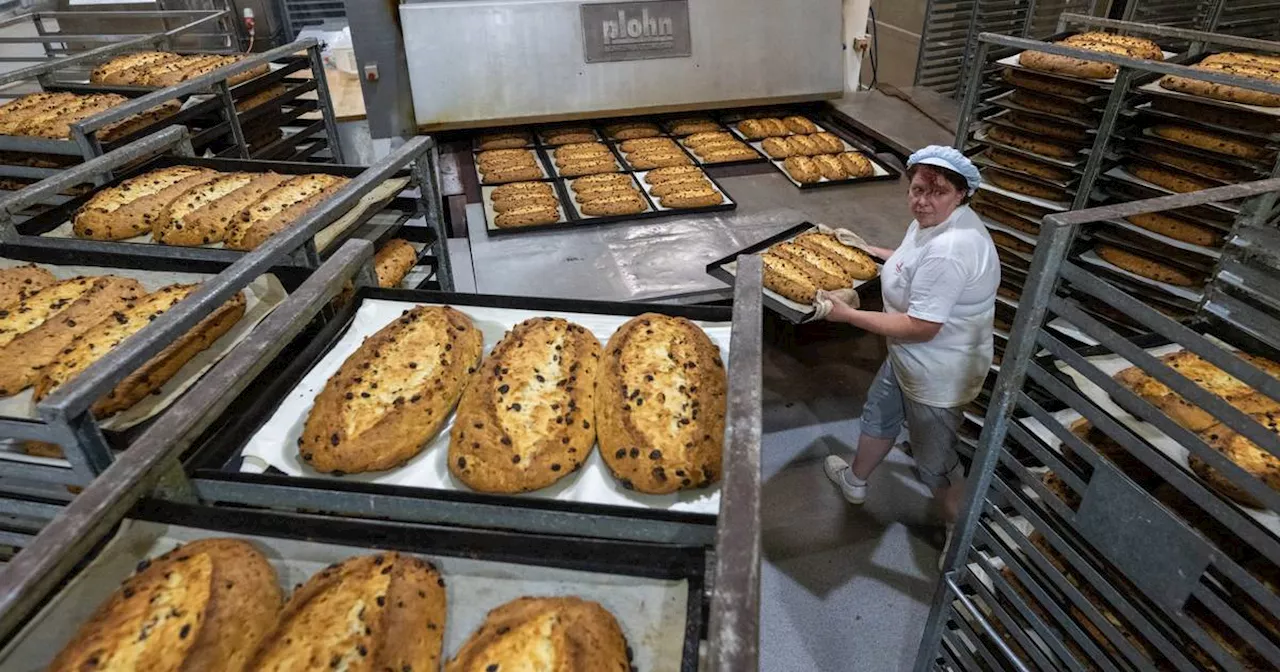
left=1001, top=67, right=1098, bottom=99
left=449, top=317, right=601, bottom=493
left=249, top=552, right=447, bottom=672
left=682, top=131, right=759, bottom=163
left=781, top=152, right=876, bottom=184
left=986, top=148, right=1072, bottom=182
left=32, top=283, right=246, bottom=418
left=540, top=126, right=597, bottom=146
left=1019, top=32, right=1163, bottom=80
left=1006, top=111, right=1090, bottom=142
left=983, top=169, right=1069, bottom=201
left=48, top=539, right=282, bottom=672
left=641, top=166, right=724, bottom=208
left=1159, top=52, right=1280, bottom=107
left=1065, top=418, right=1159, bottom=488
left=1008, top=89, right=1099, bottom=121
left=1123, top=212, right=1223, bottom=247
left=973, top=202, right=1040, bottom=236
left=0, top=264, right=55, bottom=307
left=1149, top=96, right=1280, bottom=135
left=759, top=230, right=878, bottom=304
left=446, top=597, right=629, bottom=672
left=603, top=120, right=661, bottom=140
left=1095, top=244, right=1199, bottom=287
left=0, top=92, right=180, bottom=141
left=1190, top=409, right=1279, bottom=508
left=476, top=148, right=545, bottom=184
left=1139, top=143, right=1254, bottom=182
left=1127, top=162, right=1218, bottom=193
left=0, top=276, right=143, bottom=397
left=225, top=173, right=351, bottom=251
left=1113, top=349, right=1280, bottom=432
left=598, top=313, right=726, bottom=493
left=476, top=130, right=532, bottom=150
left=665, top=116, right=721, bottom=136
left=1149, top=124, right=1270, bottom=160
left=74, top=165, right=220, bottom=240
left=568, top=173, right=648, bottom=217
left=91, top=52, right=267, bottom=87
left=374, top=238, right=417, bottom=288
left=299, top=305, right=482, bottom=474
left=784, top=115, right=820, bottom=134
left=489, top=180, right=562, bottom=228
left=552, top=142, right=620, bottom=177
left=616, top=137, right=693, bottom=170
left=990, top=230, right=1034, bottom=254
left=761, top=132, right=846, bottom=158
left=985, top=125, right=1078, bottom=159
left=737, top=117, right=790, bottom=139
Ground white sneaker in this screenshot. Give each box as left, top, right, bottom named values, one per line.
left=823, top=456, right=867, bottom=504
left=938, top=524, right=956, bottom=572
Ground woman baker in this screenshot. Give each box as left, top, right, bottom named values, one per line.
left=820, top=146, right=998, bottom=567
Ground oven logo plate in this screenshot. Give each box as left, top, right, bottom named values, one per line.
left=581, top=0, right=692, bottom=63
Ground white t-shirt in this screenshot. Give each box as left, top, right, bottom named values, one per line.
left=880, top=204, right=1000, bottom=407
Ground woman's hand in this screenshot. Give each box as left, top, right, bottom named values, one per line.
left=814, top=288, right=860, bottom=322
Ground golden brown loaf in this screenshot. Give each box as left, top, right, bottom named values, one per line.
left=1149, top=124, right=1269, bottom=160
left=1160, top=52, right=1280, bottom=107
left=792, top=232, right=878, bottom=280
left=74, top=166, right=219, bottom=240
left=99, top=100, right=182, bottom=142
left=249, top=552, right=446, bottom=672
left=682, top=131, right=736, bottom=148
left=373, top=238, right=417, bottom=288
left=1007, top=112, right=1090, bottom=142
left=446, top=597, right=630, bottom=672
left=659, top=186, right=723, bottom=209
left=491, top=181, right=554, bottom=202
left=984, top=169, right=1069, bottom=201
left=603, top=120, right=661, bottom=140
left=0, top=276, right=114, bottom=349
left=48, top=539, right=282, bottom=672
left=738, top=117, right=790, bottom=139
left=541, top=127, right=597, bottom=146
left=1150, top=96, right=1280, bottom=134
left=33, top=284, right=245, bottom=418
left=597, top=313, right=726, bottom=493
left=987, top=148, right=1072, bottom=182
left=494, top=203, right=561, bottom=228
left=1020, top=33, right=1162, bottom=79
left=174, top=172, right=292, bottom=247
left=477, top=131, right=532, bottom=150
left=1142, top=144, right=1251, bottom=182
left=1095, top=244, right=1198, bottom=287
left=991, top=230, right=1034, bottom=255
left=783, top=156, right=822, bottom=183
left=553, top=142, right=612, bottom=164
left=643, top=165, right=703, bottom=185
left=300, top=306, right=482, bottom=474
left=1008, top=89, right=1099, bottom=121
left=88, top=51, right=182, bottom=84
left=476, top=148, right=538, bottom=169
left=1002, top=66, right=1099, bottom=99
left=973, top=188, right=1053, bottom=219
left=153, top=172, right=257, bottom=245
left=225, top=174, right=349, bottom=251
left=0, top=276, right=143, bottom=397
left=1128, top=162, right=1217, bottom=193
left=665, top=117, right=721, bottom=136
left=450, top=317, right=601, bottom=493
left=784, top=115, right=820, bottom=134
left=1114, top=349, right=1280, bottom=432
left=974, top=202, right=1040, bottom=236
left=770, top=242, right=849, bottom=291
left=1190, top=409, right=1279, bottom=508
left=762, top=252, right=821, bottom=303
left=986, top=125, right=1078, bottom=159
left=0, top=264, right=55, bottom=308
left=491, top=192, right=559, bottom=213
left=1123, top=212, right=1222, bottom=247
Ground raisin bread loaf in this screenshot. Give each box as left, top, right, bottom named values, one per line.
left=224, top=174, right=349, bottom=251
left=0, top=264, right=55, bottom=308
left=249, top=553, right=446, bottom=672
left=73, top=166, right=220, bottom=240
left=48, top=539, right=282, bottom=672
left=450, top=317, right=601, bottom=493
left=446, top=597, right=629, bottom=672
left=598, top=313, right=726, bottom=493
left=175, top=172, right=291, bottom=246
left=373, top=238, right=417, bottom=288
left=299, top=305, right=482, bottom=474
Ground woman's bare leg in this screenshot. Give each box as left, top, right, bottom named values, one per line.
left=850, top=433, right=896, bottom=481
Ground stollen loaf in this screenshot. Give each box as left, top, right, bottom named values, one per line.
left=445, top=597, right=630, bottom=672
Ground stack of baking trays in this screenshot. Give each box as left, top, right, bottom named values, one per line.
left=1086, top=50, right=1280, bottom=319
left=966, top=30, right=1182, bottom=366
left=0, top=37, right=342, bottom=219
left=0, top=130, right=442, bottom=546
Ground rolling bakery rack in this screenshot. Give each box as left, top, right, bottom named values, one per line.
left=0, top=35, right=344, bottom=194
left=0, top=8, right=236, bottom=66
left=0, top=242, right=765, bottom=671
left=0, top=132, right=452, bottom=549
left=914, top=176, right=1280, bottom=671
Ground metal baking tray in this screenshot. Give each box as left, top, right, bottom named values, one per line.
left=706, top=221, right=882, bottom=323
left=677, top=134, right=767, bottom=168
left=593, top=117, right=671, bottom=143
left=543, top=143, right=625, bottom=180
left=609, top=137, right=693, bottom=173
left=0, top=501, right=704, bottom=672
left=1074, top=248, right=1204, bottom=308
left=729, top=121, right=900, bottom=189
left=1096, top=177, right=1236, bottom=230
left=9, top=154, right=414, bottom=268
left=971, top=148, right=1081, bottom=190
left=981, top=164, right=1077, bottom=203
left=184, top=286, right=739, bottom=539
left=1132, top=126, right=1276, bottom=171
left=1132, top=100, right=1280, bottom=143
left=1102, top=165, right=1239, bottom=215
left=1115, top=135, right=1268, bottom=183
left=471, top=146, right=553, bottom=185
left=981, top=109, right=1096, bottom=151
left=985, top=89, right=1100, bottom=128
left=478, top=168, right=737, bottom=237
left=971, top=127, right=1088, bottom=170
left=1136, top=53, right=1280, bottom=119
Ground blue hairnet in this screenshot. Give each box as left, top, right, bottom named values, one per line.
left=907, top=145, right=981, bottom=195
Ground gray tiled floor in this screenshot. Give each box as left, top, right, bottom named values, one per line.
left=760, top=324, right=947, bottom=671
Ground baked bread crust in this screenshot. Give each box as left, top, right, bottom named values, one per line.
left=1008, top=89, right=1098, bottom=121
left=554, top=142, right=611, bottom=163
left=154, top=172, right=257, bottom=245
left=683, top=131, right=736, bottom=148
left=1149, top=124, right=1269, bottom=160
left=1190, top=408, right=1279, bottom=508
left=1002, top=67, right=1097, bottom=98
left=986, top=125, right=1077, bottom=159
left=581, top=192, right=647, bottom=216
left=1007, top=112, right=1089, bottom=142
left=1065, top=32, right=1163, bottom=60
left=597, top=313, right=726, bottom=493
left=73, top=166, right=219, bottom=240
left=697, top=144, right=759, bottom=163
left=1123, top=212, right=1222, bottom=247
left=973, top=188, right=1052, bottom=219
left=793, top=232, right=878, bottom=280
left=973, top=202, right=1040, bottom=236
left=1020, top=49, right=1120, bottom=79
left=48, top=538, right=281, bottom=672
left=1129, top=162, right=1217, bottom=193
left=1160, top=58, right=1280, bottom=107
left=374, top=239, right=417, bottom=288
left=984, top=169, right=1069, bottom=201
left=1142, top=145, right=1249, bottom=182
left=783, top=156, right=822, bottom=183
left=1150, top=96, right=1280, bottom=134
left=300, top=305, right=482, bottom=474
left=659, top=187, right=723, bottom=208
left=739, top=117, right=790, bottom=139
left=90, top=51, right=183, bottom=85
left=604, top=121, right=661, bottom=140
left=987, top=148, right=1071, bottom=182
left=18, top=93, right=129, bottom=139
left=225, top=173, right=348, bottom=251
left=495, top=204, right=560, bottom=228
left=643, top=165, right=703, bottom=185
left=784, top=115, right=819, bottom=134
left=477, top=131, right=532, bottom=150
left=477, top=149, right=537, bottom=169
left=493, top=192, right=558, bottom=213
left=1096, top=244, right=1198, bottom=286
left=0, top=265, right=55, bottom=309
left=1113, top=350, right=1280, bottom=431
left=557, top=156, right=620, bottom=177
left=250, top=553, right=446, bottom=672
left=665, top=117, right=720, bottom=136
left=813, top=155, right=846, bottom=180
left=571, top=173, right=632, bottom=191
left=492, top=181, right=553, bottom=202
left=762, top=252, right=820, bottom=303
left=541, top=128, right=596, bottom=146
left=990, top=230, right=1034, bottom=254
left=177, top=172, right=291, bottom=246
left=445, top=597, right=629, bottom=672
left=761, top=137, right=793, bottom=159
left=770, top=242, right=848, bottom=290
left=650, top=176, right=713, bottom=197
left=0, top=276, right=108, bottom=348
left=0, top=276, right=143, bottom=397
left=626, top=150, right=692, bottom=170
left=450, top=317, right=601, bottom=493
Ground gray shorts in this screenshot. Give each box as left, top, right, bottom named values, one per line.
left=860, top=359, right=964, bottom=489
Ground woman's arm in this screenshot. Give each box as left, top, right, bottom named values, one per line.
left=826, top=303, right=943, bottom=343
